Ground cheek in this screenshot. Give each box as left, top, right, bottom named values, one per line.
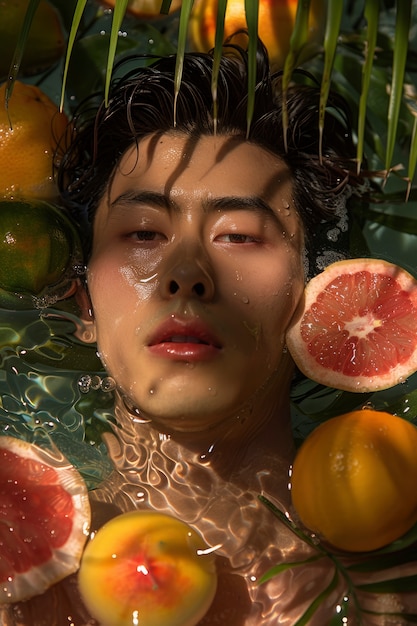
left=88, top=254, right=159, bottom=318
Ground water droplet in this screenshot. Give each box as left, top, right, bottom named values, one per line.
left=241, top=296, right=249, bottom=304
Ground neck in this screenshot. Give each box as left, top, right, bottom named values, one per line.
left=109, top=375, right=295, bottom=494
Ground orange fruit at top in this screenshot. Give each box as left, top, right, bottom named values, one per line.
left=188, top=0, right=325, bottom=70
left=0, top=81, right=68, bottom=199
left=291, top=409, right=417, bottom=552
left=103, top=0, right=182, bottom=18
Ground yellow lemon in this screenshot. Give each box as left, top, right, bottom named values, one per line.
left=0, top=81, right=68, bottom=199
left=291, top=409, right=417, bottom=552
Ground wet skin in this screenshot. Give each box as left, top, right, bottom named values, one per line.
left=84, top=133, right=305, bottom=439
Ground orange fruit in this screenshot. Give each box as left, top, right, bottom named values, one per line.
left=0, top=436, right=91, bottom=603
left=188, top=0, right=325, bottom=70
left=286, top=258, right=417, bottom=392
left=103, top=0, right=182, bottom=18
left=291, top=409, right=417, bottom=552
left=0, top=199, right=81, bottom=297
left=0, top=80, right=68, bottom=199
left=0, top=0, right=65, bottom=79
left=78, top=511, right=217, bottom=626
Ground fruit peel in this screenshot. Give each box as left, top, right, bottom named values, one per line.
left=78, top=510, right=217, bottom=626
left=0, top=199, right=82, bottom=307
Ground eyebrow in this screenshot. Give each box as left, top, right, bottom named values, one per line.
left=110, top=190, right=287, bottom=229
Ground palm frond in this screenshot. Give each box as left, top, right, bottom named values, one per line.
left=356, top=0, right=379, bottom=174
left=4, top=0, right=41, bottom=111
left=318, top=0, right=344, bottom=162
left=60, top=0, right=88, bottom=111
left=385, top=0, right=412, bottom=175
left=173, top=0, right=194, bottom=126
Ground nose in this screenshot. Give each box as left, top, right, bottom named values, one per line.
left=160, top=247, right=215, bottom=301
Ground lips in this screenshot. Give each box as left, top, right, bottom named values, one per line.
left=147, top=318, right=222, bottom=361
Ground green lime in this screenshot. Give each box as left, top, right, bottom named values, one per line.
left=0, top=199, right=81, bottom=296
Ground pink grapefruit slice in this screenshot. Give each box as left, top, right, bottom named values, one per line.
left=0, top=436, right=91, bottom=604
left=286, top=258, right=417, bottom=392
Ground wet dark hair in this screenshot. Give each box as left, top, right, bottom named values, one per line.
left=57, top=39, right=364, bottom=270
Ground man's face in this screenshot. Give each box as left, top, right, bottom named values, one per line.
left=86, top=133, right=305, bottom=432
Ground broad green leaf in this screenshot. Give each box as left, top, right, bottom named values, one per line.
left=244, top=0, right=259, bottom=137
left=356, top=0, right=379, bottom=173
left=5, top=0, right=41, bottom=109
left=281, top=0, right=312, bottom=151
left=319, top=0, right=344, bottom=161
left=385, top=0, right=411, bottom=174
left=60, top=0, right=88, bottom=111
left=173, top=0, right=194, bottom=125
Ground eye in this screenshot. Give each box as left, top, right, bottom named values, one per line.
left=216, top=233, right=258, bottom=244
left=129, top=230, right=165, bottom=242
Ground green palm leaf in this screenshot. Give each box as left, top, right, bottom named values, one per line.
left=4, top=0, right=41, bottom=110
left=60, top=0, right=88, bottom=111
left=211, top=0, right=228, bottom=133
left=356, top=0, right=379, bottom=173
left=281, top=0, right=312, bottom=152
left=244, top=0, right=259, bottom=136
left=104, top=0, right=130, bottom=105
left=385, top=0, right=412, bottom=175
left=319, top=0, right=343, bottom=161
left=173, top=0, right=194, bottom=125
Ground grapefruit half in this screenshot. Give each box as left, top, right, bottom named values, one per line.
left=286, top=258, right=417, bottom=392
left=0, top=436, right=91, bottom=604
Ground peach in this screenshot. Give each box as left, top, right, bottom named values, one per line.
left=188, top=0, right=325, bottom=70
left=78, top=511, right=217, bottom=626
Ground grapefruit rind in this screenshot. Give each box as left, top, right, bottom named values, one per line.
left=0, top=436, right=91, bottom=604
left=286, top=258, right=417, bottom=392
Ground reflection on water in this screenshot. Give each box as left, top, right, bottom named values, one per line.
left=0, top=306, right=113, bottom=490
left=1, top=303, right=417, bottom=625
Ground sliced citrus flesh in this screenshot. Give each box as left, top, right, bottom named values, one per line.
left=0, top=81, right=68, bottom=199
left=291, top=408, right=417, bottom=552
left=286, top=258, right=417, bottom=392
left=78, top=510, right=217, bottom=626
left=0, top=436, right=91, bottom=604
